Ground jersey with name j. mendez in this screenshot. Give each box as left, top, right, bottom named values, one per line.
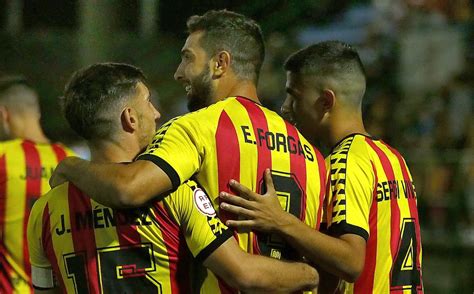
left=27, top=180, right=232, bottom=293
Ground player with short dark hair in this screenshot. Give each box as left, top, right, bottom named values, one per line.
left=28, top=62, right=318, bottom=293
left=0, top=75, right=74, bottom=293
left=176, top=9, right=265, bottom=111
left=50, top=10, right=326, bottom=293
left=220, top=41, right=424, bottom=293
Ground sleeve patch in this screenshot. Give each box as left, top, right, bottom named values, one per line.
left=193, top=188, right=216, bottom=217
left=31, top=266, right=56, bottom=289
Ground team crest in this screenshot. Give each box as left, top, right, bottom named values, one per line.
left=193, top=188, right=216, bottom=217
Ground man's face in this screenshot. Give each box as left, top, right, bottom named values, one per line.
left=283, top=72, right=326, bottom=145
left=174, top=31, right=215, bottom=111
left=132, top=82, right=160, bottom=149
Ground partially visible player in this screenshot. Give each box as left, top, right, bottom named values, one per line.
left=50, top=10, right=326, bottom=293
left=220, top=41, right=424, bottom=293
left=28, top=63, right=318, bottom=293
left=0, top=75, right=74, bottom=293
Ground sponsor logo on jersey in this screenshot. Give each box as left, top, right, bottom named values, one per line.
left=193, top=188, right=216, bottom=217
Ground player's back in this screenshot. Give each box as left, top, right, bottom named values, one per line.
left=141, top=96, right=327, bottom=257
left=326, top=134, right=423, bottom=293
left=0, top=138, right=73, bottom=293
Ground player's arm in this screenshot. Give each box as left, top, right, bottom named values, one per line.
left=203, top=238, right=318, bottom=292
left=175, top=182, right=317, bottom=292
left=220, top=170, right=366, bottom=282
left=50, top=157, right=172, bottom=208
left=28, top=197, right=61, bottom=294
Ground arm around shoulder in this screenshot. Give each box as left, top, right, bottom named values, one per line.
left=51, top=158, right=172, bottom=208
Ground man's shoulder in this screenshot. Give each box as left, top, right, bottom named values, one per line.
left=31, top=182, right=70, bottom=217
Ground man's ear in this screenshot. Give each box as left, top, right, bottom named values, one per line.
left=320, top=89, right=336, bottom=112
left=121, top=107, right=137, bottom=133
left=212, top=51, right=231, bottom=78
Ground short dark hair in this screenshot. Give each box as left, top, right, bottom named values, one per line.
left=284, top=41, right=366, bottom=106
left=62, top=62, right=147, bottom=140
left=186, top=9, right=265, bottom=83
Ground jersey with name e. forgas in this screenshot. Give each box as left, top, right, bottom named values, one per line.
left=325, top=134, right=423, bottom=294
left=27, top=180, right=232, bottom=293
left=0, top=139, right=74, bottom=294
left=138, top=96, right=327, bottom=293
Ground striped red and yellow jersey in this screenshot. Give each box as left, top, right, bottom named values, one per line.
left=0, top=139, right=74, bottom=293
left=325, top=134, right=423, bottom=294
left=27, top=180, right=233, bottom=293
left=138, top=96, right=327, bottom=292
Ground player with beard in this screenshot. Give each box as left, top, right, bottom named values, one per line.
left=28, top=63, right=318, bottom=293
left=50, top=10, right=327, bottom=293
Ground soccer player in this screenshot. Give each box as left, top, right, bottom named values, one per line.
left=50, top=10, right=327, bottom=292
left=0, top=75, right=74, bottom=293
left=220, top=41, right=424, bottom=293
left=28, top=62, right=318, bottom=293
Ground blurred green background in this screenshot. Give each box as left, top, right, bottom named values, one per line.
left=1, top=1, right=473, bottom=292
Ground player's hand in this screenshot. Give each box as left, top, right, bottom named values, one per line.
left=219, top=169, right=292, bottom=233
left=50, top=157, right=80, bottom=188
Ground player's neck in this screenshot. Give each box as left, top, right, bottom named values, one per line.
left=216, top=79, right=260, bottom=104
left=89, top=139, right=139, bottom=164
left=329, top=111, right=369, bottom=147
left=15, top=122, right=50, bottom=144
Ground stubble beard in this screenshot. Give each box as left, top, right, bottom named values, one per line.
left=187, top=66, right=214, bottom=112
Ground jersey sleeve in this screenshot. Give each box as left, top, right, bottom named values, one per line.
left=137, top=116, right=202, bottom=190
left=168, top=181, right=233, bottom=263
left=27, top=195, right=56, bottom=289
left=327, top=149, right=374, bottom=241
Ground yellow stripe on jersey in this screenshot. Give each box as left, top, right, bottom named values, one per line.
left=27, top=180, right=233, bottom=293
left=138, top=96, right=327, bottom=292
left=0, top=139, right=73, bottom=293
left=325, top=134, right=423, bottom=294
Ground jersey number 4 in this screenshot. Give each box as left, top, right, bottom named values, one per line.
left=390, top=218, right=422, bottom=292
left=63, top=243, right=162, bottom=293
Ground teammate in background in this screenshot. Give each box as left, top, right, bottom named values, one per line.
left=28, top=63, right=317, bottom=293
left=220, top=41, right=424, bottom=293
left=0, top=75, right=74, bottom=293
left=50, top=10, right=326, bottom=292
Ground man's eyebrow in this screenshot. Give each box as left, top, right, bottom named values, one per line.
left=181, top=48, right=193, bottom=56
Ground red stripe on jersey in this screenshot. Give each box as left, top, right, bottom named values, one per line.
left=114, top=209, right=141, bottom=246
left=68, top=185, right=99, bottom=293
left=215, top=110, right=239, bottom=294
left=22, top=141, right=42, bottom=279
left=51, top=144, right=67, bottom=162
left=366, top=139, right=402, bottom=293
left=284, top=121, right=307, bottom=221
left=354, top=161, right=378, bottom=294
left=385, top=144, right=423, bottom=291
left=0, top=154, right=12, bottom=294
left=42, top=204, right=66, bottom=292
left=313, top=145, right=326, bottom=230
left=237, top=98, right=272, bottom=256
left=215, top=110, right=240, bottom=223
left=152, top=202, right=191, bottom=294
left=237, top=97, right=272, bottom=190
